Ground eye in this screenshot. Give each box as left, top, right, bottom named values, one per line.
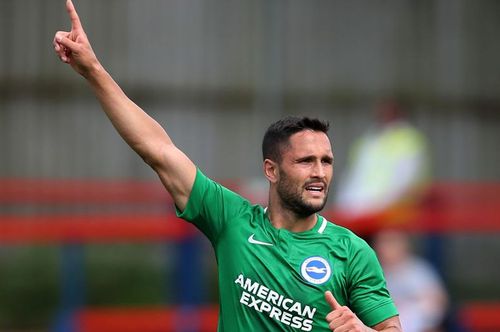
left=322, top=157, right=333, bottom=165
left=297, top=157, right=314, bottom=164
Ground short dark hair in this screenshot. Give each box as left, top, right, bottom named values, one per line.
left=262, top=116, right=330, bottom=162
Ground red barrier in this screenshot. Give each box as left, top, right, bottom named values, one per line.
left=0, top=178, right=236, bottom=204
left=0, top=215, right=197, bottom=243
left=0, top=178, right=170, bottom=204
left=460, top=302, right=500, bottom=332
left=326, top=181, right=500, bottom=235
left=0, top=180, right=499, bottom=242
left=77, top=306, right=219, bottom=332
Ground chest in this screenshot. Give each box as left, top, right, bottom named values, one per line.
left=216, top=221, right=349, bottom=304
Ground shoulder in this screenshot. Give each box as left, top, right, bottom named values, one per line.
left=195, top=169, right=250, bottom=202
left=180, top=168, right=255, bottom=220
left=321, top=219, right=370, bottom=249
left=318, top=218, right=378, bottom=265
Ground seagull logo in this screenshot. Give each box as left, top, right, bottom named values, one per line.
left=301, top=256, right=332, bottom=285
left=248, top=234, right=273, bottom=246
left=305, top=266, right=327, bottom=273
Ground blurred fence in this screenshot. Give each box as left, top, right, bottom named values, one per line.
left=1, top=0, right=500, bottom=181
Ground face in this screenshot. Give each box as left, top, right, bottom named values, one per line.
left=373, top=230, right=410, bottom=268
left=274, top=130, right=334, bottom=217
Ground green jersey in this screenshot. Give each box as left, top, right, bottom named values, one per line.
left=177, top=169, right=398, bottom=331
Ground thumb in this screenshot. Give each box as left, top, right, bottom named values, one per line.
left=325, top=291, right=341, bottom=310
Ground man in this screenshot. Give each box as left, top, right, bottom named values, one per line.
left=334, top=100, right=429, bottom=222
left=373, top=230, right=448, bottom=332
left=53, top=1, right=402, bottom=331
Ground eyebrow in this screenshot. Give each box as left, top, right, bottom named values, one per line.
left=295, top=155, right=333, bottom=163
left=322, top=155, right=334, bottom=163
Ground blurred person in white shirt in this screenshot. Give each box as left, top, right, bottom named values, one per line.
left=373, top=229, right=449, bottom=332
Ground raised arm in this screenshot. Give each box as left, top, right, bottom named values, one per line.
left=53, top=0, right=196, bottom=210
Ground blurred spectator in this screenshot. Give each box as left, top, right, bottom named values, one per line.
left=334, top=100, right=429, bottom=222
left=373, top=229, right=449, bottom=332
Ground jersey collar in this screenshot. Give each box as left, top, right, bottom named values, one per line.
left=263, top=207, right=328, bottom=235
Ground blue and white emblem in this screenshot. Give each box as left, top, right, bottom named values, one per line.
left=300, top=256, right=332, bottom=285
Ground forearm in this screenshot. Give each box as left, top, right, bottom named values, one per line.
left=85, top=63, right=171, bottom=165
left=370, top=316, right=402, bottom=332
left=370, top=326, right=402, bottom=332
left=54, top=0, right=196, bottom=209
left=84, top=64, right=196, bottom=208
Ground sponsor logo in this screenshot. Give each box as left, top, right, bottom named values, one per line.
left=300, top=256, right=331, bottom=285
left=235, top=274, right=315, bottom=331
left=248, top=234, right=273, bottom=246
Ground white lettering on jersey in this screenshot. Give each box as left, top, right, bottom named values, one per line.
left=234, top=274, right=316, bottom=331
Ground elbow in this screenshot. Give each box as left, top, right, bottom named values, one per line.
left=141, top=150, right=162, bottom=170
left=137, top=142, right=171, bottom=171
left=141, top=153, right=159, bottom=169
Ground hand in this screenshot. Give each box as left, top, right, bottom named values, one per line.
left=52, top=0, right=100, bottom=77
left=325, top=291, right=369, bottom=332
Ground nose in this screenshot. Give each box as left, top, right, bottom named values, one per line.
left=312, top=160, right=326, bottom=178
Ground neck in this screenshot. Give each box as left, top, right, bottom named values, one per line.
left=266, top=200, right=318, bottom=233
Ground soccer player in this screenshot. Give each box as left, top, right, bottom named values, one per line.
left=53, top=1, right=402, bottom=331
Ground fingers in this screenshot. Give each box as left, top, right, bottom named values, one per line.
left=57, top=35, right=79, bottom=51
left=53, top=31, right=70, bottom=62
left=66, top=0, right=83, bottom=31
left=326, top=309, right=363, bottom=332
left=325, top=291, right=341, bottom=310
left=53, top=32, right=79, bottom=63
left=324, top=293, right=366, bottom=332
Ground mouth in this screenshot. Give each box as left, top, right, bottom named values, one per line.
left=304, top=182, right=326, bottom=194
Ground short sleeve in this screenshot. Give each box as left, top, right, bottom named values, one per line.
left=347, top=239, right=399, bottom=326
left=176, top=168, right=250, bottom=243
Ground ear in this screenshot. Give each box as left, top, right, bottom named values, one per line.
left=263, top=159, right=279, bottom=183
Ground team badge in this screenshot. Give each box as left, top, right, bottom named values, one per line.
left=300, top=256, right=332, bottom=285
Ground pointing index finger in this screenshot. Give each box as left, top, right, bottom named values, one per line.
left=66, top=0, right=83, bottom=30
left=325, top=291, right=341, bottom=310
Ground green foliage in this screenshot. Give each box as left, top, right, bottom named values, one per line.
left=85, top=243, right=170, bottom=306
left=0, top=243, right=172, bottom=330
left=0, top=246, right=59, bottom=329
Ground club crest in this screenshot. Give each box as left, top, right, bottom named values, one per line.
left=300, top=256, right=332, bottom=285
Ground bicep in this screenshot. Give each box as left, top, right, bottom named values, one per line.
left=153, top=144, right=197, bottom=211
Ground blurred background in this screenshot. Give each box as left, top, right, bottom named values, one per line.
left=1, top=0, right=499, bottom=331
